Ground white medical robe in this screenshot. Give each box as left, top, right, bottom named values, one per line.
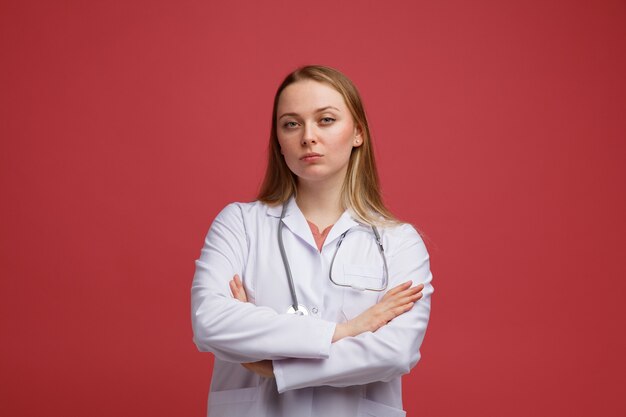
left=191, top=197, right=434, bottom=417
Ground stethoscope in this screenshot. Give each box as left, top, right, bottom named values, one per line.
left=278, top=203, right=389, bottom=316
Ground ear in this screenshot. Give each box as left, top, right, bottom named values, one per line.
left=353, top=125, right=364, bottom=147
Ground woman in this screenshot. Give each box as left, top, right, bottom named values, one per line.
left=191, top=65, right=434, bottom=417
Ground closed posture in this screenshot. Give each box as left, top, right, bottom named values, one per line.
left=191, top=198, right=433, bottom=416
left=191, top=65, right=434, bottom=417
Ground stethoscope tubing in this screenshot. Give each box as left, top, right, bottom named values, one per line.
left=278, top=202, right=389, bottom=315
left=278, top=204, right=301, bottom=314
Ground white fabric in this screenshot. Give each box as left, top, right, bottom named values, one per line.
left=191, top=197, right=434, bottom=417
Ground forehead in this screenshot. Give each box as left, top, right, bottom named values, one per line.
left=277, top=80, right=347, bottom=115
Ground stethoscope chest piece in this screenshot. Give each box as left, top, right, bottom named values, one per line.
left=278, top=202, right=389, bottom=317
left=286, top=304, right=309, bottom=316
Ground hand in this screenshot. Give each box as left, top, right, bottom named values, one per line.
left=333, top=280, right=424, bottom=342
left=230, top=275, right=274, bottom=377
left=229, top=274, right=248, bottom=302
left=241, top=360, right=274, bottom=378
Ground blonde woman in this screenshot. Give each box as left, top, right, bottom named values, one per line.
left=192, top=65, right=434, bottom=417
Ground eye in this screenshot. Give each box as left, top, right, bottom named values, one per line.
left=320, top=117, right=335, bottom=124
left=283, top=121, right=299, bottom=129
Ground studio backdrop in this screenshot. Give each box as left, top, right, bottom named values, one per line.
left=1, top=1, right=625, bottom=416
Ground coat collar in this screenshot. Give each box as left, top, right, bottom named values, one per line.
left=266, top=196, right=360, bottom=251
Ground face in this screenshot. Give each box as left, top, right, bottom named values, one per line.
left=276, top=80, right=362, bottom=186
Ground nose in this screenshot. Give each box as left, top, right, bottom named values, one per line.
left=301, top=123, right=317, bottom=146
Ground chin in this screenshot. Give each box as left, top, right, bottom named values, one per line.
left=298, top=172, right=345, bottom=185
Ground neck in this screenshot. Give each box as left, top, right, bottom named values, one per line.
left=295, top=176, right=345, bottom=230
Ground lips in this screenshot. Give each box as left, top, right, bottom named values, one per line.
left=300, top=153, right=323, bottom=161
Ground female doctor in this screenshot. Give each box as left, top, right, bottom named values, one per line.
left=191, top=65, right=434, bottom=417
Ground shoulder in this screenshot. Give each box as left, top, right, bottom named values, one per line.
left=214, top=200, right=276, bottom=224
left=377, top=221, right=428, bottom=258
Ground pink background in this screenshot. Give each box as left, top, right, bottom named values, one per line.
left=1, top=1, right=625, bottom=416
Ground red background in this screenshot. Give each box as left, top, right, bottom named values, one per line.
left=1, top=1, right=625, bottom=416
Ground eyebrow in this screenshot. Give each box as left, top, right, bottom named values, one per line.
left=278, top=106, right=340, bottom=120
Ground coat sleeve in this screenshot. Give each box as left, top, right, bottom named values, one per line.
left=272, top=224, right=434, bottom=393
left=191, top=203, right=336, bottom=363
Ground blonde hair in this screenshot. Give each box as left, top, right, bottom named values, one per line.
left=257, top=65, right=398, bottom=226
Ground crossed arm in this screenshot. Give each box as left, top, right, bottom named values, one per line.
left=192, top=204, right=433, bottom=391
left=228, top=274, right=424, bottom=378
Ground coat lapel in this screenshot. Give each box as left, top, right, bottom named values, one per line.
left=323, top=211, right=359, bottom=250
left=271, top=196, right=318, bottom=251
left=266, top=196, right=361, bottom=252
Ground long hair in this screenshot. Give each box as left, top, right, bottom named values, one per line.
left=257, top=65, right=398, bottom=226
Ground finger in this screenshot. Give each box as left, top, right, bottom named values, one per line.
left=383, top=286, right=423, bottom=305
left=386, top=281, right=423, bottom=296
left=234, top=275, right=246, bottom=297
left=383, top=286, right=422, bottom=305
left=384, top=292, right=422, bottom=309
left=382, top=280, right=412, bottom=299
left=231, top=275, right=247, bottom=301
left=391, top=302, right=414, bottom=317
left=399, top=285, right=423, bottom=296
left=234, top=274, right=243, bottom=290
left=399, top=283, right=424, bottom=293
left=234, top=274, right=249, bottom=302
left=229, top=280, right=238, bottom=297
left=230, top=280, right=247, bottom=302
left=397, top=292, right=423, bottom=306
left=392, top=284, right=424, bottom=299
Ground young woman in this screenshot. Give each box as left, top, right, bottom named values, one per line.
left=191, top=65, right=434, bottom=417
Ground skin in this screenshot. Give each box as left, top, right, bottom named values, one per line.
left=276, top=79, right=362, bottom=230
left=230, top=275, right=424, bottom=378
left=231, top=79, right=424, bottom=378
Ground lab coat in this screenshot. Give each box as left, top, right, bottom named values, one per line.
left=191, top=197, right=434, bottom=417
